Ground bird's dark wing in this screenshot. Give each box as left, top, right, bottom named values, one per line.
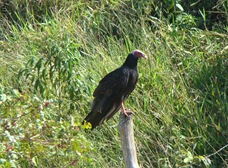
left=84, top=67, right=130, bottom=129
left=93, top=67, right=129, bottom=97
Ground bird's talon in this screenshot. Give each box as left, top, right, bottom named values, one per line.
left=121, top=110, right=128, bottom=116
left=126, top=110, right=134, bottom=115
left=121, top=109, right=133, bottom=116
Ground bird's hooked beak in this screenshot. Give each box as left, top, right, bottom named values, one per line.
left=133, top=49, right=147, bottom=59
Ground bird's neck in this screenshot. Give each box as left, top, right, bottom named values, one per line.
left=123, top=56, right=138, bottom=69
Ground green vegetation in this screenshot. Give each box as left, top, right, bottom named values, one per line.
left=0, top=0, right=227, bottom=167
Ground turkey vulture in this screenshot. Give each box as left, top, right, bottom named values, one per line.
left=83, top=50, right=147, bottom=129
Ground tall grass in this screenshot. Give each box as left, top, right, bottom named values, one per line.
left=0, top=1, right=227, bottom=167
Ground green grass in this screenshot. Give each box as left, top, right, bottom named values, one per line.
left=0, top=1, right=228, bottom=167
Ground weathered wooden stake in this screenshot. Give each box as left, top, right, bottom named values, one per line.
left=118, top=112, right=140, bottom=168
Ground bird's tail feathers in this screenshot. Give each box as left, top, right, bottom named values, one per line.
left=82, top=110, right=104, bottom=130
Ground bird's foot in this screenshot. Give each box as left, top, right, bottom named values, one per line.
left=121, top=109, right=134, bottom=116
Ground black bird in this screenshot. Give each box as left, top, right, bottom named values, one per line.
left=83, top=50, right=147, bottom=129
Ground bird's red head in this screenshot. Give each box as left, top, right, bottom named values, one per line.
left=132, top=49, right=147, bottom=59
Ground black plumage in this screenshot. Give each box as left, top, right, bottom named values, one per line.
left=83, top=50, right=147, bottom=129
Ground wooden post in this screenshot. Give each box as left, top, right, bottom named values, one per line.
left=118, top=112, right=140, bottom=168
